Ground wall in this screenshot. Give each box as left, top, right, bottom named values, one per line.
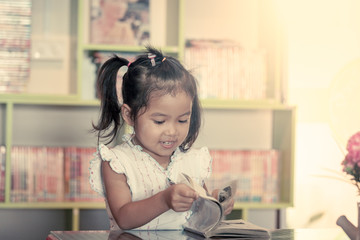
left=29, top=0, right=77, bottom=95
left=184, top=0, right=260, bottom=49
left=276, top=0, right=360, bottom=228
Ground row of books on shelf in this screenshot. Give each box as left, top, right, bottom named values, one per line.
left=0, top=0, right=31, bottom=93
left=0, top=146, right=280, bottom=204
left=184, top=39, right=268, bottom=100
left=207, top=149, right=280, bottom=203
left=0, top=146, right=102, bottom=203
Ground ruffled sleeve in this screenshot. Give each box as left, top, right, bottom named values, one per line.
left=89, top=148, right=104, bottom=197
left=197, top=147, right=213, bottom=181
left=171, top=146, right=213, bottom=187
left=89, top=144, right=124, bottom=197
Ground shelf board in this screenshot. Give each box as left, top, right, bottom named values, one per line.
left=234, top=201, right=293, bottom=209
left=0, top=201, right=105, bottom=209
left=0, top=94, right=100, bottom=106
left=0, top=201, right=292, bottom=210
left=0, top=94, right=295, bottom=110
left=81, top=44, right=179, bottom=54
left=200, top=98, right=291, bottom=110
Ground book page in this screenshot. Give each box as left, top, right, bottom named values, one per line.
left=178, top=173, right=215, bottom=200
left=183, top=197, right=222, bottom=236
left=180, top=173, right=268, bottom=238
left=180, top=173, right=223, bottom=236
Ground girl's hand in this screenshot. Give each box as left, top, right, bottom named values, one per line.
left=211, top=189, right=235, bottom=215
left=164, top=183, right=198, bottom=212
left=221, top=197, right=235, bottom=215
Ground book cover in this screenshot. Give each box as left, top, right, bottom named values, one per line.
left=90, top=0, right=150, bottom=45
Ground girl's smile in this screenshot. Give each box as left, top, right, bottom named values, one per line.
left=160, top=141, right=176, bottom=149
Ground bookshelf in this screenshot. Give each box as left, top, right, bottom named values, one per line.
left=185, top=0, right=294, bottom=226
left=0, top=0, right=185, bottom=235
left=0, top=0, right=295, bottom=237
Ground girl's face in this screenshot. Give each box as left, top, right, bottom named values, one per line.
left=132, top=91, right=192, bottom=165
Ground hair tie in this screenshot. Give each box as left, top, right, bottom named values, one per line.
left=162, top=57, right=166, bottom=62
left=148, top=53, right=156, bottom=66
left=127, top=62, right=131, bottom=67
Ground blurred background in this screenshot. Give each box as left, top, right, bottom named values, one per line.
left=1, top=0, right=360, bottom=239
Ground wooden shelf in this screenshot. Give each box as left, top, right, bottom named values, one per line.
left=234, top=202, right=293, bottom=210
left=0, top=94, right=99, bottom=106
left=0, top=94, right=291, bottom=110
left=0, top=201, right=105, bottom=209
left=200, top=99, right=290, bottom=110
left=81, top=44, right=180, bottom=54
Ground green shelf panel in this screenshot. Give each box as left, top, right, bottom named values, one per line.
left=81, top=44, right=179, bottom=54
left=0, top=93, right=78, bottom=102
left=0, top=93, right=295, bottom=110
left=233, top=201, right=293, bottom=210
left=0, top=201, right=291, bottom=211
left=0, top=94, right=100, bottom=106
left=0, top=201, right=105, bottom=209
left=200, top=98, right=289, bottom=110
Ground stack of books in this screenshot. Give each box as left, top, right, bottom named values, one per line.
left=0, top=0, right=32, bottom=93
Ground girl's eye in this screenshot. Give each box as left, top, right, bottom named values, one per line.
left=179, top=119, right=188, bottom=124
left=154, top=120, right=165, bottom=124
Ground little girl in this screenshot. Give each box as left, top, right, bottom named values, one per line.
left=89, top=47, right=233, bottom=231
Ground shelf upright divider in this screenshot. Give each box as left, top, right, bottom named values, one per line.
left=4, top=102, right=13, bottom=204
left=177, top=0, right=185, bottom=61
left=77, top=0, right=85, bottom=99
left=72, top=208, right=80, bottom=231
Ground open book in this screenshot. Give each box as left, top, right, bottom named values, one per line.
left=180, top=173, right=270, bottom=239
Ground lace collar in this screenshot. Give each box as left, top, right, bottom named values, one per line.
left=122, top=134, right=181, bottom=170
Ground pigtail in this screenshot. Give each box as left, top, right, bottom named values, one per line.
left=92, top=55, right=129, bottom=145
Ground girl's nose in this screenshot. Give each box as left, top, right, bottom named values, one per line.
left=165, top=123, right=177, bottom=135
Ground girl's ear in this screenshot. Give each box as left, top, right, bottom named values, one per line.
left=121, top=104, right=134, bottom=126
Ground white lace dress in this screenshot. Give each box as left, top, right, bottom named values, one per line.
left=89, top=134, right=212, bottom=230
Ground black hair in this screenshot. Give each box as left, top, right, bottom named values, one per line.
left=92, top=46, right=202, bottom=151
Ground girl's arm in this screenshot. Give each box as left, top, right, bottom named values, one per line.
left=102, top=161, right=198, bottom=230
